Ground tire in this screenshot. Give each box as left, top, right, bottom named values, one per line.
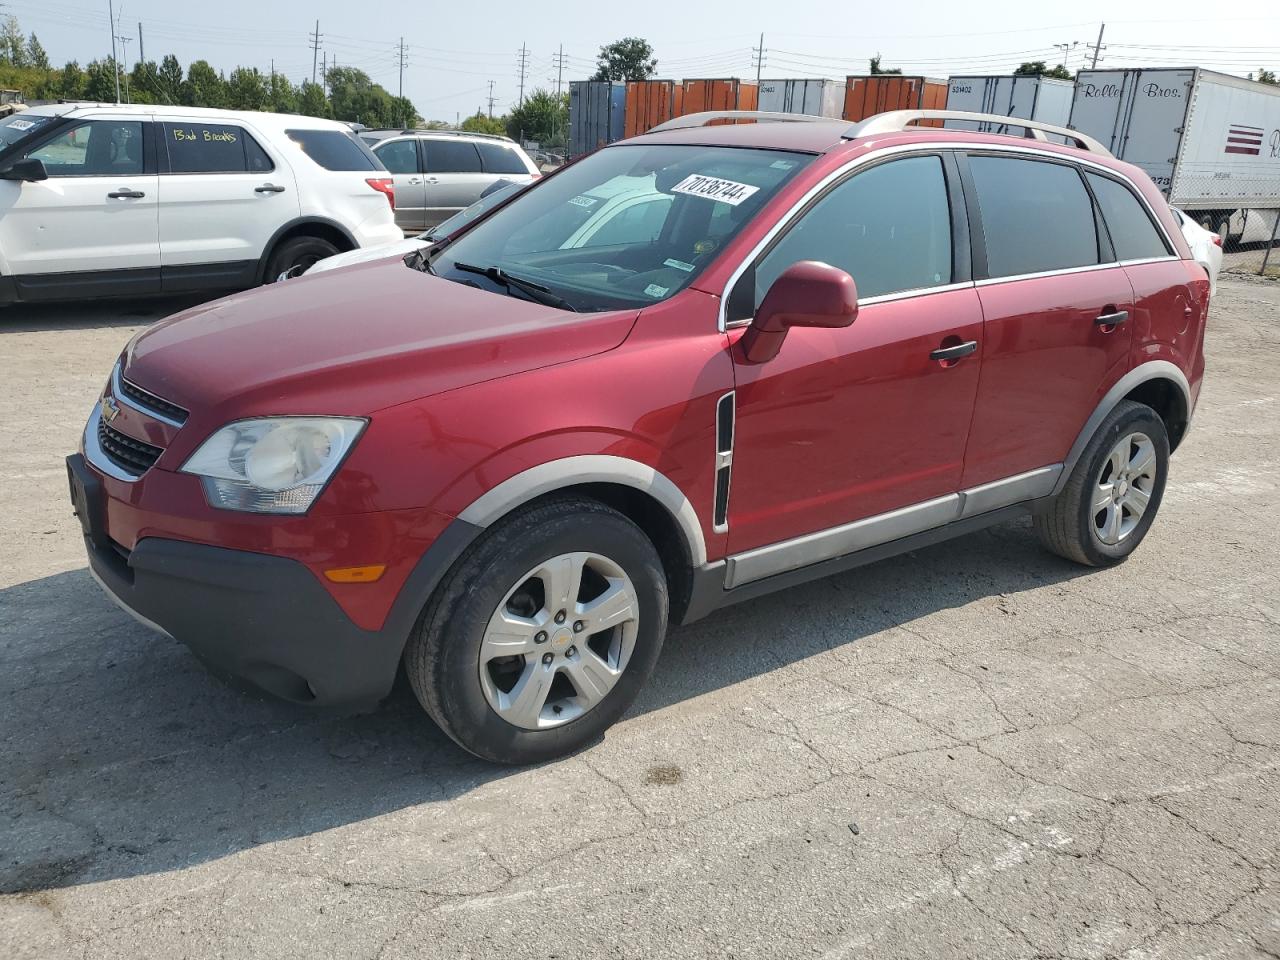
left=404, top=496, right=669, bottom=764
left=264, top=236, right=339, bottom=283
left=1034, top=400, right=1170, bottom=567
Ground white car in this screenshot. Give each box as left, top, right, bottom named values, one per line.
left=1171, top=207, right=1224, bottom=297
left=0, top=104, right=403, bottom=305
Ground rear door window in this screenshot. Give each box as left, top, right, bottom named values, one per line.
left=475, top=142, right=528, bottom=174
left=286, top=129, right=381, bottom=171
left=26, top=120, right=144, bottom=176
left=753, top=154, right=953, bottom=303
left=1086, top=172, right=1170, bottom=261
left=373, top=139, right=419, bottom=174
left=968, top=155, right=1099, bottom=278
left=162, top=122, right=272, bottom=174
left=425, top=140, right=482, bottom=173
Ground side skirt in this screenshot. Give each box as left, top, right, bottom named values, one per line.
left=681, top=502, right=1038, bottom=625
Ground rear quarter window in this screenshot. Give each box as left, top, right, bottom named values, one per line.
left=476, top=142, right=529, bottom=175
left=1086, top=172, right=1171, bottom=261
left=286, top=129, right=381, bottom=171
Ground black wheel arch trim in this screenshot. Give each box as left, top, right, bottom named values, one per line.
left=257, top=216, right=358, bottom=282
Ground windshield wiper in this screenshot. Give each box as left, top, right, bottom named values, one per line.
left=407, top=248, right=436, bottom=274
left=451, top=262, right=577, bottom=312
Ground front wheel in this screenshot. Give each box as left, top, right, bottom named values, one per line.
left=404, top=497, right=669, bottom=764
left=1034, top=400, right=1170, bottom=567
left=264, top=236, right=339, bottom=283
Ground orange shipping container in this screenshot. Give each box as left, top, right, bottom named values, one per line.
left=843, top=76, right=948, bottom=124
left=680, top=78, right=759, bottom=116
left=625, top=80, right=684, bottom=138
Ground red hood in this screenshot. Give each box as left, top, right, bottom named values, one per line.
left=123, top=257, right=638, bottom=422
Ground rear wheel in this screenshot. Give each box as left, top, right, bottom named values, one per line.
left=1034, top=400, right=1169, bottom=567
left=265, top=236, right=340, bottom=283
left=404, top=497, right=669, bottom=764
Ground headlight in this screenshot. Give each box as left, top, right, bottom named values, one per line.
left=180, top=417, right=367, bottom=514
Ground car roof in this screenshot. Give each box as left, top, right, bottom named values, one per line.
left=363, top=128, right=517, bottom=145
left=22, top=102, right=355, bottom=133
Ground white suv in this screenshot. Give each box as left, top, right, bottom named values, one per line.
left=360, top=129, right=539, bottom=234
left=0, top=104, right=403, bottom=304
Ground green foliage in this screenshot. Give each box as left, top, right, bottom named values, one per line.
left=128, top=61, right=161, bottom=104
left=1015, top=61, right=1072, bottom=80
left=0, top=16, right=26, bottom=68
left=1257, top=68, right=1278, bottom=85
left=324, top=66, right=415, bottom=127
left=591, top=37, right=656, bottom=82
left=297, top=80, right=330, bottom=118
left=869, top=54, right=902, bottom=75
left=26, top=34, right=48, bottom=71
left=460, top=111, right=506, bottom=136
left=157, top=54, right=184, bottom=102
left=268, top=71, right=298, bottom=113
left=184, top=60, right=226, bottom=108
left=505, top=88, right=567, bottom=146
left=227, top=67, right=269, bottom=111
left=84, top=59, right=121, bottom=101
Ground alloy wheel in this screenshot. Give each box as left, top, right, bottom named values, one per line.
left=1092, top=431, right=1158, bottom=545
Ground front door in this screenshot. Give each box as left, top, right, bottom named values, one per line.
left=0, top=117, right=159, bottom=288
left=371, top=138, right=425, bottom=233
left=725, top=154, right=984, bottom=570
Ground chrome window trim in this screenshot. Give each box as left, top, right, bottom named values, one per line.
left=111, top=363, right=186, bottom=428
left=82, top=403, right=144, bottom=483
left=717, top=141, right=1180, bottom=332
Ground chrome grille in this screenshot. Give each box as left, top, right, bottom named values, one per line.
left=117, top=373, right=189, bottom=425
left=97, top=418, right=163, bottom=476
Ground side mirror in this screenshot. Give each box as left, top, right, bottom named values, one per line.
left=0, top=158, right=48, bottom=182
left=739, top=260, right=859, bottom=364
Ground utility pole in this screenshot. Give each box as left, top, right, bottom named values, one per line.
left=396, top=37, right=408, bottom=127
left=487, top=80, right=496, bottom=119
left=553, top=45, right=566, bottom=147
left=516, top=43, right=529, bottom=107
left=752, top=33, right=765, bottom=86
left=117, top=35, right=132, bottom=102
left=322, top=52, right=327, bottom=96
left=107, top=0, right=121, bottom=103
left=1089, top=23, right=1106, bottom=69
left=309, top=19, right=322, bottom=84
left=1053, top=41, right=1079, bottom=72
left=137, top=22, right=143, bottom=65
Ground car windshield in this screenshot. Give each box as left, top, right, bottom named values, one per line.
left=430, top=144, right=812, bottom=312
left=425, top=181, right=528, bottom=240
left=0, top=113, right=56, bottom=149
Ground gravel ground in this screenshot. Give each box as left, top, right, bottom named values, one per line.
left=1, top=279, right=1278, bottom=959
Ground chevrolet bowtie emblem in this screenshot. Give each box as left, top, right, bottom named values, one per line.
left=102, top=395, right=122, bottom=423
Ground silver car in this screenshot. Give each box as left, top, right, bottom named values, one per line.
left=361, top=129, right=539, bottom=234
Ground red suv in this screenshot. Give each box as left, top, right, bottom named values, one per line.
left=69, top=110, right=1210, bottom=764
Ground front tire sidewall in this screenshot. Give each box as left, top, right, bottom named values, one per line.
left=1073, top=405, right=1170, bottom=565
left=428, top=507, right=667, bottom=764
left=265, top=237, right=339, bottom=283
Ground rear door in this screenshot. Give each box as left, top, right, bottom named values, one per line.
left=422, top=139, right=488, bottom=228
left=371, top=137, right=424, bottom=233
left=959, top=152, right=1135, bottom=490
left=0, top=115, right=160, bottom=290
left=155, top=117, right=297, bottom=289
left=725, top=153, right=985, bottom=565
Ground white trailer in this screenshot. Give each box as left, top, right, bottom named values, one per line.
left=757, top=79, right=843, bottom=119
left=1069, top=68, right=1280, bottom=243
left=943, top=75, right=1075, bottom=131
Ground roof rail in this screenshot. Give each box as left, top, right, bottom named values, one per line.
left=647, top=110, right=833, bottom=133
left=846, top=110, right=1111, bottom=156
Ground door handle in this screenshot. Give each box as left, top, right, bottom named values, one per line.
left=254, top=183, right=286, bottom=194
left=107, top=189, right=145, bottom=199
left=406, top=177, right=422, bottom=185
left=930, top=340, right=978, bottom=363
left=1094, top=309, right=1129, bottom=327
left=424, top=176, right=439, bottom=185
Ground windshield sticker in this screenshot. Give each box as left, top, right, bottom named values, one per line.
left=644, top=283, right=669, bottom=298
left=663, top=258, right=694, bottom=272
left=693, top=239, right=718, bottom=255
left=568, top=195, right=598, bottom=208
left=670, top=174, right=760, bottom=206
left=770, top=159, right=796, bottom=170
left=8, top=118, right=34, bottom=130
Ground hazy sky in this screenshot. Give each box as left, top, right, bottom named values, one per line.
left=8, top=0, right=1279, bottom=122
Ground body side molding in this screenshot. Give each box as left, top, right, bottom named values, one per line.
left=1053, top=360, right=1192, bottom=497
left=457, top=454, right=708, bottom=567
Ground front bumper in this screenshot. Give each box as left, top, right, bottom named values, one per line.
left=68, top=453, right=482, bottom=709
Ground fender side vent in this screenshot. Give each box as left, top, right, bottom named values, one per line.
left=713, top=392, right=735, bottom=532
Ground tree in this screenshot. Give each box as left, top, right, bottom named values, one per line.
left=268, top=71, right=298, bottom=114
left=129, top=60, right=162, bottom=104
left=0, top=16, right=26, bottom=68
left=1257, top=68, right=1278, bottom=86
left=26, top=33, right=48, bottom=71
left=83, top=59, right=119, bottom=101
left=1015, top=61, right=1072, bottom=80
left=184, top=60, right=226, bottom=107
left=869, top=54, right=902, bottom=75
left=506, top=88, right=568, bottom=145
left=591, top=37, right=656, bottom=82
left=461, top=111, right=506, bottom=136
left=227, top=66, right=269, bottom=111
left=157, top=54, right=184, bottom=103
left=297, top=80, right=330, bottom=119
left=57, top=60, right=86, bottom=99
